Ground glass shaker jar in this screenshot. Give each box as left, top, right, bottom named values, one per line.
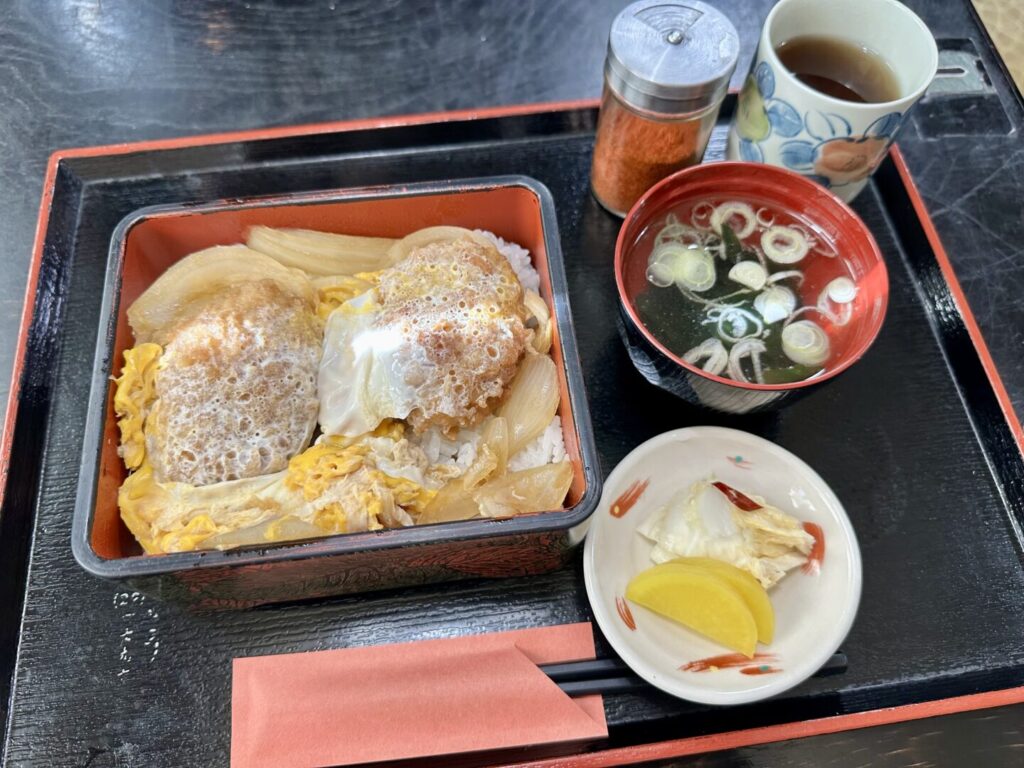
left=591, top=0, right=740, bottom=216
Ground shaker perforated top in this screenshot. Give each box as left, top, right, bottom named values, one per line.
left=605, top=0, right=740, bottom=114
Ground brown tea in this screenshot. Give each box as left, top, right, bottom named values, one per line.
left=775, top=35, right=901, bottom=103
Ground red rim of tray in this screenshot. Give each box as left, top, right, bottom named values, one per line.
left=5, top=100, right=1024, bottom=764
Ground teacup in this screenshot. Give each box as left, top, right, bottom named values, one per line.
left=726, top=0, right=938, bottom=202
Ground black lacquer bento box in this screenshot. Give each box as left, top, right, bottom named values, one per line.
left=71, top=176, right=601, bottom=607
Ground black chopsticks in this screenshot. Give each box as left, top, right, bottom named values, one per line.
left=541, top=651, right=848, bottom=697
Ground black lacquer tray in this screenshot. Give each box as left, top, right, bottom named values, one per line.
left=2, top=101, right=1024, bottom=766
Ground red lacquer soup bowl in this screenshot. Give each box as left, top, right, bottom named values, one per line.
left=615, top=161, right=888, bottom=414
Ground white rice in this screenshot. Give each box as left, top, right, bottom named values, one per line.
left=475, top=229, right=541, bottom=293
left=507, top=416, right=566, bottom=472
left=415, top=415, right=565, bottom=476
left=416, top=426, right=479, bottom=474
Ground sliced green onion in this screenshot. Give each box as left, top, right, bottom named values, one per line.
left=646, top=261, right=674, bottom=287
left=655, top=222, right=703, bottom=249
left=767, top=269, right=804, bottom=285
left=678, top=285, right=748, bottom=307
left=728, top=338, right=767, bottom=384
left=761, top=225, right=809, bottom=264
left=647, top=242, right=686, bottom=286
left=754, top=285, right=797, bottom=324
left=728, top=261, right=767, bottom=291
left=649, top=241, right=683, bottom=266
left=710, top=201, right=757, bottom=239
left=708, top=307, right=764, bottom=343
left=782, top=320, right=830, bottom=366
left=825, top=277, right=857, bottom=304
left=673, top=245, right=716, bottom=292
left=691, top=201, right=716, bottom=229
left=811, top=277, right=856, bottom=327
left=683, top=337, right=728, bottom=375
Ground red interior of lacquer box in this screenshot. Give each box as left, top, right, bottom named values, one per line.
left=92, top=185, right=587, bottom=559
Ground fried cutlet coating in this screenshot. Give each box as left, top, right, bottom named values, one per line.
left=376, top=238, right=528, bottom=433
left=147, top=280, right=321, bottom=485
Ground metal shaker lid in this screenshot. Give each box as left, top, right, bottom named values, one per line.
left=606, top=0, right=740, bottom=114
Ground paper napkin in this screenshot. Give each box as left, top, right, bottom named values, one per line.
left=231, top=622, right=607, bottom=768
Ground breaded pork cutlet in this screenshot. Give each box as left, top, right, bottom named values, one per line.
left=146, top=279, right=322, bottom=485
left=375, top=237, right=529, bottom=434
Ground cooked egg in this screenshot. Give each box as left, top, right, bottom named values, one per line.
left=113, top=342, right=162, bottom=470
left=118, top=461, right=288, bottom=553
left=317, top=237, right=528, bottom=438
left=318, top=291, right=419, bottom=438
left=121, top=424, right=437, bottom=554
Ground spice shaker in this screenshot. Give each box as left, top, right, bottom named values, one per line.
left=591, top=0, right=740, bottom=216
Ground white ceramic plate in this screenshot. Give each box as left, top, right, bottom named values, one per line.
left=583, top=426, right=861, bottom=706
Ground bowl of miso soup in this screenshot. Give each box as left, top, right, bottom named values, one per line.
left=614, top=161, right=887, bottom=414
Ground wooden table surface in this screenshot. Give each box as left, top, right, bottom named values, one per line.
left=1, top=1, right=1022, bottom=765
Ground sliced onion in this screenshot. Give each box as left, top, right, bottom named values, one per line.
left=825, top=277, right=857, bottom=304
left=498, top=354, right=558, bottom=454
left=710, top=201, right=757, bottom=239
left=782, top=320, right=831, bottom=366
left=127, top=246, right=316, bottom=344
left=386, top=226, right=493, bottom=264
left=754, top=285, right=797, bottom=324
left=728, top=338, right=767, bottom=384
left=728, top=261, right=767, bottom=291
left=683, top=338, right=728, bottom=375
left=761, top=226, right=809, bottom=264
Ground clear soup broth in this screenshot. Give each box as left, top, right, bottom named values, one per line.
left=634, top=199, right=858, bottom=385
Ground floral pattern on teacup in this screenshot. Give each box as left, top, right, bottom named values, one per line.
left=735, top=61, right=803, bottom=151
left=736, top=61, right=903, bottom=190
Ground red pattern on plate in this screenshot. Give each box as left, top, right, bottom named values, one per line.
left=802, top=522, right=826, bottom=575
left=680, top=652, right=777, bottom=672
left=711, top=481, right=763, bottom=512
left=741, top=665, right=783, bottom=675
left=610, top=479, right=649, bottom=518
left=616, top=596, right=636, bottom=631
left=726, top=455, right=754, bottom=469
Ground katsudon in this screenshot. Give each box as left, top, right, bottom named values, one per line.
left=113, top=226, right=572, bottom=554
